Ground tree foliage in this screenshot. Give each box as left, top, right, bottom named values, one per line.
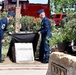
left=48, top=13, right=76, bottom=48
left=20, top=16, right=41, bottom=31
left=50, top=0, right=76, bottom=13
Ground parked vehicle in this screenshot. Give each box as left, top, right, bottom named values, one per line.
left=50, top=14, right=67, bottom=26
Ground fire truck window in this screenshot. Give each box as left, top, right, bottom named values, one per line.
left=50, top=15, right=54, bottom=19
left=62, top=15, right=67, bottom=18
left=55, top=14, right=60, bottom=18
left=12, top=0, right=28, bottom=2
left=12, top=0, right=16, bottom=2
left=29, top=0, right=48, bottom=4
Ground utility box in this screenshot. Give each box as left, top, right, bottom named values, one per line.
left=15, top=43, right=34, bottom=63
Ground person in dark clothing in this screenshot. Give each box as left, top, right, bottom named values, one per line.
left=37, top=9, right=52, bottom=63
left=0, top=11, right=15, bottom=62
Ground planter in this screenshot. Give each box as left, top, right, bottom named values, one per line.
left=57, top=41, right=76, bottom=56
left=57, top=42, right=70, bottom=52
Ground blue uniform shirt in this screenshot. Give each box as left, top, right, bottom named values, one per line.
left=0, top=18, right=8, bottom=40
left=40, top=17, right=52, bottom=38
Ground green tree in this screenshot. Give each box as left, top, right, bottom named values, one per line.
left=50, top=0, right=76, bottom=14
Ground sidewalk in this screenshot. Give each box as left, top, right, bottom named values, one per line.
left=0, top=70, right=47, bottom=75
left=0, top=57, right=48, bottom=75
left=0, top=57, right=48, bottom=70
left=0, top=63, right=48, bottom=70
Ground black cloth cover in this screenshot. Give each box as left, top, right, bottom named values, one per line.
left=7, top=33, right=39, bottom=61
left=12, top=33, right=35, bottom=43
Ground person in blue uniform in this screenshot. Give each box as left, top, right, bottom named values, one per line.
left=37, top=9, right=52, bottom=63
left=0, top=11, right=15, bottom=62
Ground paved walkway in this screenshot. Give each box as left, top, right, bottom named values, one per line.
left=0, top=70, right=47, bottom=75
left=0, top=57, right=48, bottom=75
left=0, top=63, right=48, bottom=70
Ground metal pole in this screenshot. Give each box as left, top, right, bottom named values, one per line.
left=17, top=0, right=19, bottom=7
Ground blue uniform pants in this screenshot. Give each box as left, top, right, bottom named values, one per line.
left=39, top=37, right=50, bottom=62
left=0, top=41, right=2, bottom=61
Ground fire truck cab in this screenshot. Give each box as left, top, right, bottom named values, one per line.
left=2, top=0, right=50, bottom=18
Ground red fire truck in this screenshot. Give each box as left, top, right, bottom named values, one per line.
left=6, top=0, right=50, bottom=18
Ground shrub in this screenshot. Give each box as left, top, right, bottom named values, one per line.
left=48, top=13, right=76, bottom=48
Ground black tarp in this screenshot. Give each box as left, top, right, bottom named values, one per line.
left=7, top=32, right=39, bottom=61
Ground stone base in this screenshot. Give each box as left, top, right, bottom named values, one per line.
left=46, top=52, right=76, bottom=75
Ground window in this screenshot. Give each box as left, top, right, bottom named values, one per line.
left=29, top=0, right=48, bottom=4
left=50, top=15, right=54, bottom=19
left=12, top=0, right=28, bottom=2
left=12, top=0, right=48, bottom=4
left=62, top=14, right=67, bottom=18
left=12, top=0, right=16, bottom=2
left=55, top=14, right=60, bottom=18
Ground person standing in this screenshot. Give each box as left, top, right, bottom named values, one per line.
left=37, top=9, right=52, bottom=63
left=0, top=11, right=15, bottom=62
